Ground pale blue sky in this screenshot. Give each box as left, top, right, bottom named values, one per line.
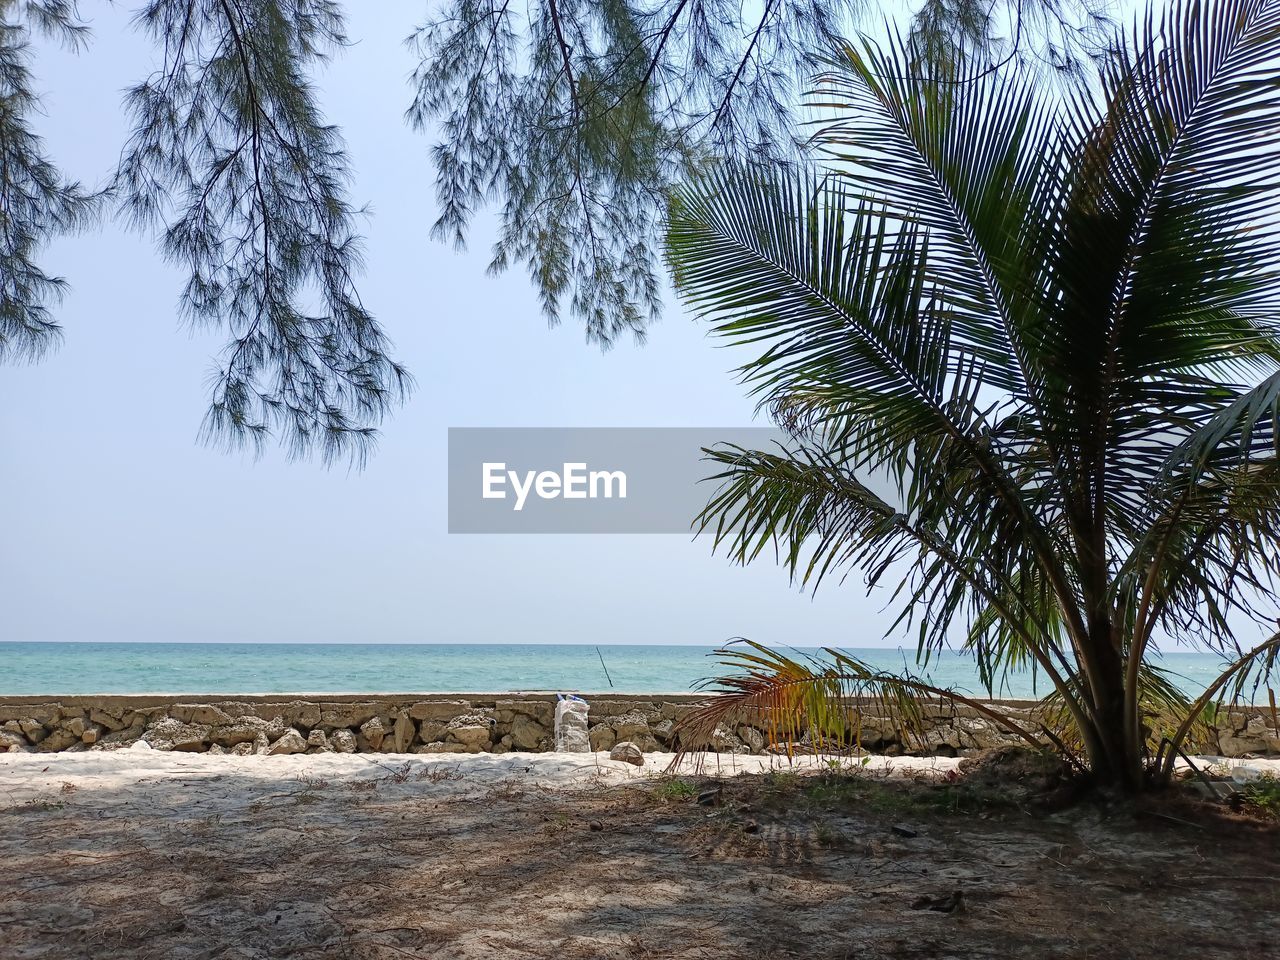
left=0, top=3, right=908, bottom=647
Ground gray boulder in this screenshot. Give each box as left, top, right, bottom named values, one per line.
left=359, top=717, right=386, bottom=751
left=170, top=703, right=233, bottom=726
left=306, top=729, right=333, bottom=753
left=588, top=725, right=616, bottom=752
left=609, top=742, right=645, bottom=766
left=445, top=715, right=493, bottom=751
left=330, top=729, right=357, bottom=753
left=392, top=713, right=415, bottom=753
left=0, top=730, right=27, bottom=750
left=267, top=728, right=308, bottom=756
left=508, top=714, right=549, bottom=751
left=209, top=716, right=286, bottom=747
left=143, top=718, right=211, bottom=752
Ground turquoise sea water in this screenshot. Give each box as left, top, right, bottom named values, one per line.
left=0, top=641, right=1244, bottom=699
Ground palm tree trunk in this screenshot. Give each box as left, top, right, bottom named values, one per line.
left=1077, top=630, right=1147, bottom=791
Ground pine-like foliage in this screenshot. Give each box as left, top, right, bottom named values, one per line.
left=666, top=0, right=1280, bottom=790
left=407, top=0, right=1110, bottom=348
left=117, top=1, right=410, bottom=464
left=407, top=0, right=854, bottom=346
left=0, top=1, right=96, bottom=363
left=5, top=0, right=1106, bottom=459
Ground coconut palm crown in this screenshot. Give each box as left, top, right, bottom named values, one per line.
left=666, top=0, right=1280, bottom=790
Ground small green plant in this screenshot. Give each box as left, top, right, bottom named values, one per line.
left=651, top=778, right=698, bottom=801
left=1241, top=775, right=1280, bottom=817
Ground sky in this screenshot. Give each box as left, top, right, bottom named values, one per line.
left=0, top=2, right=910, bottom=647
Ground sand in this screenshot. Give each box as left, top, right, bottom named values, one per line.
left=0, top=748, right=962, bottom=798
left=2, top=750, right=1278, bottom=960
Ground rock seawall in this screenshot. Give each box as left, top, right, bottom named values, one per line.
left=1, top=693, right=1276, bottom=758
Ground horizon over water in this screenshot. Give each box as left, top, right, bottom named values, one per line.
left=0, top=641, right=1241, bottom=699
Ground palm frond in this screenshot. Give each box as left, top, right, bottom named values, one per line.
left=1160, top=632, right=1280, bottom=774
left=672, top=641, right=1045, bottom=764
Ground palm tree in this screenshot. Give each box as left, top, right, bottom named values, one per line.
left=665, top=0, right=1280, bottom=791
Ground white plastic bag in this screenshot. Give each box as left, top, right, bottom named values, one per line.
left=554, top=695, right=590, bottom=753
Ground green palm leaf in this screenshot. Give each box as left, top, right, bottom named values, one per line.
left=668, top=0, right=1280, bottom=791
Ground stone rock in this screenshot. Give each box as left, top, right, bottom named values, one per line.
left=170, top=703, right=233, bottom=726
left=1219, top=734, right=1268, bottom=757
left=19, top=718, right=48, bottom=742
left=41, top=729, right=84, bottom=752
left=143, top=718, right=211, bottom=752
left=81, top=723, right=105, bottom=746
left=267, top=700, right=322, bottom=728
left=393, top=714, right=415, bottom=753
left=306, top=729, right=333, bottom=752
left=230, top=742, right=254, bottom=756
left=919, top=727, right=963, bottom=753
left=679, top=722, right=746, bottom=754
left=100, top=724, right=146, bottom=747
left=209, top=716, right=286, bottom=748
left=0, top=730, right=27, bottom=750
left=360, top=717, right=386, bottom=751
left=62, top=716, right=86, bottom=738
left=445, top=715, right=493, bottom=750
left=129, top=739, right=153, bottom=751
left=709, top=724, right=748, bottom=754
left=627, top=730, right=663, bottom=753
left=591, top=700, right=658, bottom=720
left=207, top=743, right=226, bottom=755
left=491, top=741, right=510, bottom=754
left=0, top=704, right=57, bottom=724
left=330, top=729, right=357, bottom=754
left=417, top=719, right=449, bottom=744
left=737, top=725, right=766, bottom=753
left=651, top=719, right=676, bottom=745
left=508, top=714, right=549, bottom=751
left=609, top=712, right=661, bottom=752
left=268, top=728, right=308, bottom=756
left=317, top=702, right=385, bottom=731
left=588, top=725, right=616, bottom=752
left=611, top=712, right=651, bottom=741
left=609, top=742, right=645, bottom=766
left=659, top=702, right=701, bottom=722
left=494, top=700, right=555, bottom=727
left=88, top=708, right=127, bottom=732
left=415, top=742, right=472, bottom=754
left=253, top=732, right=271, bottom=756
left=409, top=700, right=473, bottom=721
left=7, top=743, right=34, bottom=753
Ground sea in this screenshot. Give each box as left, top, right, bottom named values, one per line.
left=0, top=641, right=1250, bottom=700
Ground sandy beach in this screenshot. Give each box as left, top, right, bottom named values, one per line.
left=4, top=750, right=1278, bottom=960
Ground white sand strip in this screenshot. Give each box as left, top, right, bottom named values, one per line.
left=0, top=750, right=964, bottom=806
left=2, top=750, right=1274, bottom=813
